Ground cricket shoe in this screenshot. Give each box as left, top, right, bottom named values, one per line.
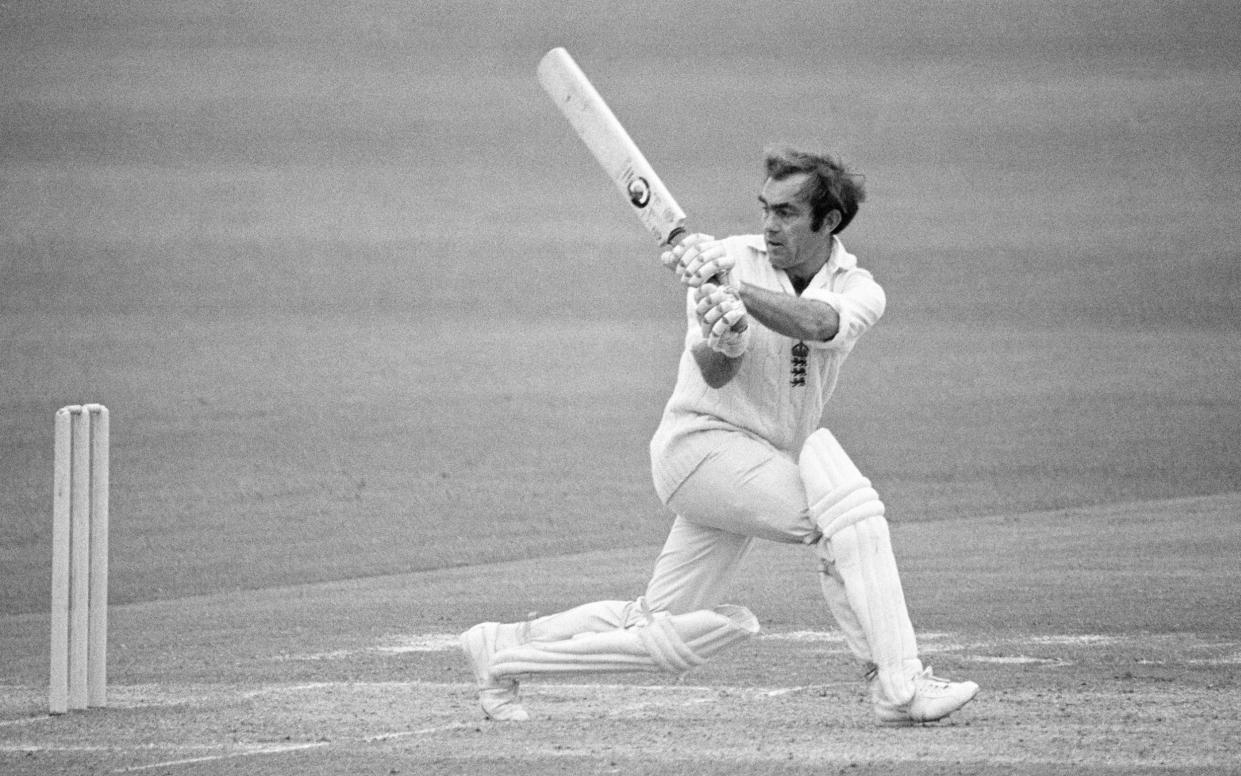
left=870, top=666, right=979, bottom=725
left=460, top=622, right=530, bottom=722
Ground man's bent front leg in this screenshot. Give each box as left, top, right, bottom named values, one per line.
left=800, top=429, right=978, bottom=725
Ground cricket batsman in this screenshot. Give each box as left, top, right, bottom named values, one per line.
left=461, top=146, right=979, bottom=725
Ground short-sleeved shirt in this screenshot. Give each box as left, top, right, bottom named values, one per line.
left=649, top=234, right=886, bottom=503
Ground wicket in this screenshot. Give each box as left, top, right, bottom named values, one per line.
left=49, top=404, right=109, bottom=714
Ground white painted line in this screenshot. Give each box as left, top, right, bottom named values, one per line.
left=213, top=629, right=1241, bottom=668
left=764, top=686, right=808, bottom=696
left=760, top=630, right=848, bottom=643
left=1026, top=634, right=1121, bottom=646
left=2, top=744, right=141, bottom=754
left=115, top=742, right=330, bottom=773
left=274, top=634, right=462, bottom=661
left=275, top=629, right=875, bottom=661
left=375, top=635, right=462, bottom=653
left=963, top=655, right=1072, bottom=666
left=362, top=723, right=472, bottom=743
left=240, top=681, right=334, bottom=698
left=0, top=715, right=59, bottom=728
left=110, top=723, right=476, bottom=772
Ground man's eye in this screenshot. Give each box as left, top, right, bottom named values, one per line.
left=761, top=204, right=796, bottom=221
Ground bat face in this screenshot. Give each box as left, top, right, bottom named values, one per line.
left=538, top=48, right=687, bottom=246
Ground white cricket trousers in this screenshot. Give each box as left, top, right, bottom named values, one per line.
left=644, top=430, right=816, bottom=615
left=525, top=430, right=814, bottom=640
left=518, top=429, right=919, bottom=706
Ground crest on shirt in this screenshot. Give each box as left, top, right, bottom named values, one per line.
left=791, top=342, right=809, bottom=387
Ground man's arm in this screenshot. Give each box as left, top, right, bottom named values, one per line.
left=691, top=341, right=744, bottom=389
left=688, top=283, right=750, bottom=389
left=739, top=283, right=840, bottom=342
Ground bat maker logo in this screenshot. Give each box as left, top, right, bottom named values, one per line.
left=626, top=177, right=651, bottom=208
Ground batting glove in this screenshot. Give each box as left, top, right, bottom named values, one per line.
left=694, top=283, right=750, bottom=357
left=679, top=240, right=737, bottom=289
left=660, top=233, right=716, bottom=285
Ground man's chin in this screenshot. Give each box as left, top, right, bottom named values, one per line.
left=767, top=251, right=793, bottom=270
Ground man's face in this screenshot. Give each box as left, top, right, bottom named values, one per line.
left=759, top=173, right=834, bottom=278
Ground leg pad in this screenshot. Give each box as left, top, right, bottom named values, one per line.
left=800, top=429, right=884, bottom=539
left=799, top=429, right=919, bottom=705
left=827, top=516, right=920, bottom=705
left=490, top=603, right=759, bottom=679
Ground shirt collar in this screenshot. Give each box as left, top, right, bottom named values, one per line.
left=825, top=236, right=856, bottom=273
left=747, top=233, right=855, bottom=287
left=803, top=236, right=854, bottom=288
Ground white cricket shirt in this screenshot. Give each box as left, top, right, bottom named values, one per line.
left=649, top=234, right=886, bottom=503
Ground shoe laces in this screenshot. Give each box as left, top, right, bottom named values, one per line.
left=914, top=667, right=954, bottom=690
left=866, top=663, right=960, bottom=690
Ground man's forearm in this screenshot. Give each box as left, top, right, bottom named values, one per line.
left=739, top=283, right=840, bottom=341
left=691, top=341, right=744, bottom=389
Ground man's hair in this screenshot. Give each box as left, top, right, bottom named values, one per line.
left=763, top=146, right=866, bottom=234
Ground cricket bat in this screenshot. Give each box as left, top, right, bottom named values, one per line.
left=537, top=47, right=688, bottom=247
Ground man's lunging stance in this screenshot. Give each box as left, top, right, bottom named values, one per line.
left=461, top=147, right=979, bottom=725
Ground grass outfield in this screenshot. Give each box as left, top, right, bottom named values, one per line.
left=1, top=2, right=1240, bottom=773
left=1, top=0, right=1238, bottom=614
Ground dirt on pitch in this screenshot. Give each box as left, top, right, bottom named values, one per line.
left=2, top=495, right=1239, bottom=775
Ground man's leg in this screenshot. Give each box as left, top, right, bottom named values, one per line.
left=642, top=515, right=754, bottom=615
left=662, top=432, right=816, bottom=546
left=462, top=597, right=650, bottom=721
left=461, top=518, right=760, bottom=722
left=462, top=431, right=810, bottom=722
left=800, top=428, right=979, bottom=724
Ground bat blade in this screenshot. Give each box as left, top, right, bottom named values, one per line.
left=537, top=47, right=687, bottom=246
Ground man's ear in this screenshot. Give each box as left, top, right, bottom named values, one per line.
left=821, top=209, right=842, bottom=233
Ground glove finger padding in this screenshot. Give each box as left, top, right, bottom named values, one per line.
left=698, top=293, right=735, bottom=329
left=696, top=286, right=738, bottom=329
left=709, top=304, right=746, bottom=339
left=704, top=295, right=750, bottom=357
left=694, top=283, right=738, bottom=318
left=662, top=233, right=714, bottom=280
left=693, top=283, right=749, bottom=356
left=659, top=248, right=679, bottom=272
left=682, top=242, right=735, bottom=288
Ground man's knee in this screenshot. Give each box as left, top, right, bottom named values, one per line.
left=671, top=444, right=812, bottom=542
left=490, top=599, right=760, bottom=679
left=799, top=428, right=885, bottom=540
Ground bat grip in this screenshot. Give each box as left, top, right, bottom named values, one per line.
left=664, top=225, right=730, bottom=286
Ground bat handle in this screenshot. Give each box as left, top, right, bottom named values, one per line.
left=664, top=224, right=730, bottom=286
